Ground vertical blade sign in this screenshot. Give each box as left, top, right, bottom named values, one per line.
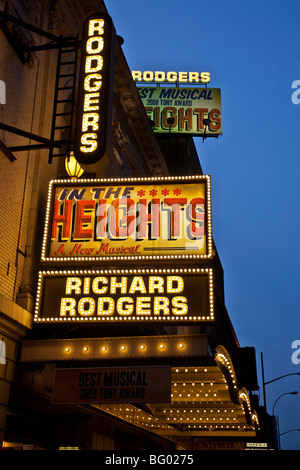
left=75, top=13, right=116, bottom=172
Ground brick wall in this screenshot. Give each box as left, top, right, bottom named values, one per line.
left=0, top=2, right=69, bottom=305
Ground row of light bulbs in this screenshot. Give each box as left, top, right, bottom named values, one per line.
left=166, top=416, right=238, bottom=422
left=42, top=254, right=213, bottom=262
left=172, top=392, right=218, bottom=398
left=50, top=174, right=210, bottom=183
left=36, top=315, right=211, bottom=322
left=64, top=342, right=185, bottom=353
left=164, top=408, right=236, bottom=414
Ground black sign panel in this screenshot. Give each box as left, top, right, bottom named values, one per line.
left=74, top=13, right=116, bottom=172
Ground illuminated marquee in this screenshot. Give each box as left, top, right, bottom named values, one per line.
left=138, top=87, right=221, bottom=136
left=74, top=13, right=116, bottom=172
left=132, top=71, right=210, bottom=84
left=41, top=175, right=212, bottom=262
left=34, top=268, right=214, bottom=323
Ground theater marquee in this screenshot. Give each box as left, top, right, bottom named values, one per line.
left=33, top=268, right=214, bottom=323
left=41, top=175, right=212, bottom=262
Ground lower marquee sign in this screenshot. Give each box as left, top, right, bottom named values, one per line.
left=34, top=268, right=214, bottom=323
left=52, top=366, right=171, bottom=404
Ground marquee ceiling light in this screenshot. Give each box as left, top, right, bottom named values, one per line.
left=97, top=399, right=258, bottom=439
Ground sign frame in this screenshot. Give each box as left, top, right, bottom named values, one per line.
left=33, top=267, right=214, bottom=324
left=41, top=175, right=213, bottom=263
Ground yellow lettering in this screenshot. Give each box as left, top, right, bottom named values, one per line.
left=84, top=73, right=102, bottom=92
left=82, top=113, right=99, bottom=132
left=149, top=276, right=164, bottom=293
left=132, top=71, right=142, bottom=81
left=166, top=71, right=177, bottom=82
left=143, top=71, right=154, bottom=81
left=129, top=276, right=147, bottom=294
left=66, top=277, right=82, bottom=294
left=189, top=72, right=199, bottom=82
left=97, top=297, right=114, bottom=315
left=86, top=36, right=104, bottom=54
left=60, top=298, right=76, bottom=316
left=110, top=277, right=127, bottom=294
left=154, top=71, right=165, bottom=81
left=172, top=296, right=188, bottom=315
left=200, top=72, right=210, bottom=83
left=167, top=276, right=184, bottom=293
left=80, top=133, right=98, bottom=153
left=92, top=277, right=108, bottom=294
left=136, top=297, right=151, bottom=315
left=132, top=71, right=211, bottom=83
left=154, top=297, right=170, bottom=315
left=78, top=297, right=95, bottom=316
left=117, top=297, right=134, bottom=315
left=84, top=93, right=100, bottom=112
left=178, top=71, right=188, bottom=82
left=88, top=18, right=104, bottom=36
left=85, top=55, right=103, bottom=73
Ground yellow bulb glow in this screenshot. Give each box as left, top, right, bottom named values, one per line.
left=84, top=73, right=102, bottom=92
left=86, top=36, right=104, bottom=54
left=88, top=19, right=104, bottom=37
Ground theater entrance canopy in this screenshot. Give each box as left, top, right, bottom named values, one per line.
left=21, top=336, right=259, bottom=449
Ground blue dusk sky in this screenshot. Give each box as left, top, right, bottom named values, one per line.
left=106, top=0, right=300, bottom=450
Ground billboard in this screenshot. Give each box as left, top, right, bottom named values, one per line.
left=138, top=86, right=221, bottom=136
left=41, top=175, right=212, bottom=262
left=52, top=366, right=171, bottom=404
left=33, top=267, right=214, bottom=323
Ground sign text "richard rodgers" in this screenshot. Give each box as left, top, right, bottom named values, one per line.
left=34, top=268, right=214, bottom=323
